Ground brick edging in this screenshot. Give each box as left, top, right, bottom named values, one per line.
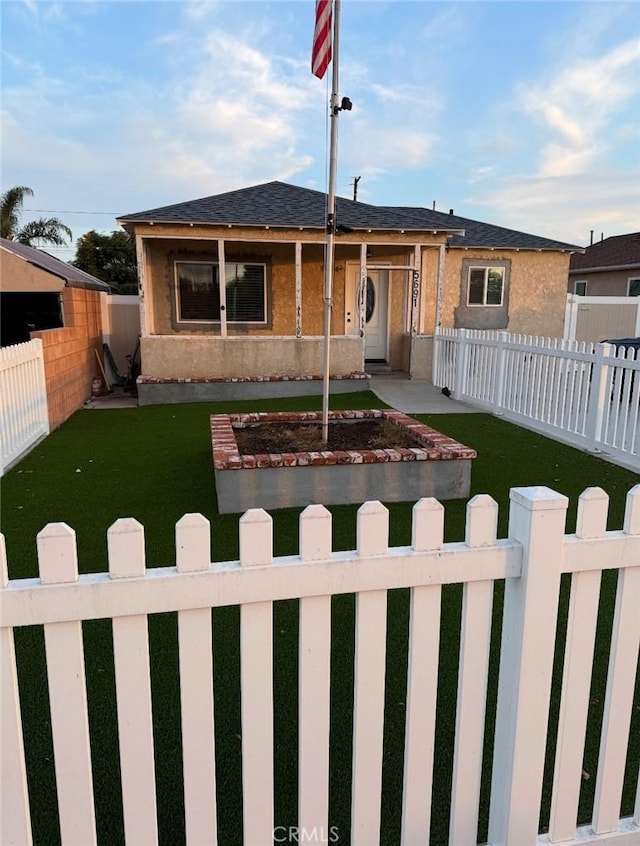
left=211, top=409, right=477, bottom=470
left=139, top=372, right=370, bottom=385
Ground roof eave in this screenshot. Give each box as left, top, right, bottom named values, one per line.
left=569, top=262, right=640, bottom=274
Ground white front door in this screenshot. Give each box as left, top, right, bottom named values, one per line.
left=345, top=265, right=389, bottom=360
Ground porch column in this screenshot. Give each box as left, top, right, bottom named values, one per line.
left=410, top=245, right=420, bottom=337
left=358, top=242, right=367, bottom=337
left=295, top=241, right=302, bottom=339
left=217, top=239, right=227, bottom=338
left=435, top=244, right=446, bottom=328
left=135, top=236, right=152, bottom=336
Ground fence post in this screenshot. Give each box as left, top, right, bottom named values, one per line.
left=586, top=342, right=613, bottom=450
left=432, top=328, right=440, bottom=385
left=487, top=486, right=568, bottom=846
left=564, top=294, right=578, bottom=341
left=492, top=331, right=508, bottom=414
left=454, top=329, right=467, bottom=399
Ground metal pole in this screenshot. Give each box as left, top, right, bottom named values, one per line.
left=321, top=0, right=341, bottom=448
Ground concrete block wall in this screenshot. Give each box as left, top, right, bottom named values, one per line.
left=31, top=288, right=103, bottom=430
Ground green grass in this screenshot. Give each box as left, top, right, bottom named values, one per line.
left=2, top=393, right=638, bottom=845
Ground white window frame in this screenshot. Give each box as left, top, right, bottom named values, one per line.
left=573, top=280, right=588, bottom=296
left=467, top=265, right=504, bottom=307
left=627, top=277, right=640, bottom=297
left=174, top=260, right=268, bottom=325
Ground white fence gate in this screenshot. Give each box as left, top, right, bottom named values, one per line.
left=0, top=339, right=49, bottom=476
left=2, top=487, right=639, bottom=845
left=433, top=329, right=640, bottom=470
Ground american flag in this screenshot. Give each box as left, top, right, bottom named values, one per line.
left=312, top=0, right=332, bottom=79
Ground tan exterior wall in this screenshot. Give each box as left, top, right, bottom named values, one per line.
left=140, top=231, right=437, bottom=373
left=31, top=288, right=103, bottom=429
left=134, top=223, right=572, bottom=375
left=568, top=269, right=640, bottom=297
left=0, top=250, right=65, bottom=292
left=141, top=334, right=363, bottom=379
left=441, top=249, right=570, bottom=337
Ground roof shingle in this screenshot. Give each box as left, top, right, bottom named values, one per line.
left=569, top=232, right=640, bottom=272
left=118, top=181, right=579, bottom=251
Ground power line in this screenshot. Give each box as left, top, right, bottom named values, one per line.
left=24, top=209, right=120, bottom=215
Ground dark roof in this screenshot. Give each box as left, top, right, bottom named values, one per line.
left=0, top=238, right=111, bottom=291
left=118, top=180, right=579, bottom=251
left=569, top=232, right=640, bottom=273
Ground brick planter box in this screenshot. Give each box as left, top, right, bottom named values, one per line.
left=211, top=409, right=476, bottom=514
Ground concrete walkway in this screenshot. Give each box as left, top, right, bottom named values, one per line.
left=84, top=377, right=478, bottom=415
left=368, top=376, right=477, bottom=414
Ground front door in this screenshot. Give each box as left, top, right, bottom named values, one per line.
left=345, top=265, right=389, bottom=360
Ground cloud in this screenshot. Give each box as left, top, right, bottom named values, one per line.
left=520, top=38, right=640, bottom=178
left=468, top=170, right=640, bottom=245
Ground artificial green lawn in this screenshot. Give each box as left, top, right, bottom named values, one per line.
left=2, top=391, right=638, bottom=845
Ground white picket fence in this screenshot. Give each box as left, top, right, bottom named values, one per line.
left=0, top=339, right=49, bottom=476
left=433, top=329, right=640, bottom=469
left=2, top=487, right=639, bottom=845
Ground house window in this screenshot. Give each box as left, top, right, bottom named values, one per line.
left=573, top=280, right=588, bottom=296
left=628, top=278, right=640, bottom=297
left=467, top=267, right=504, bottom=306
left=176, top=261, right=267, bottom=324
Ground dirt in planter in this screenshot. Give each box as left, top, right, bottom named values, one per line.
left=233, top=418, right=422, bottom=454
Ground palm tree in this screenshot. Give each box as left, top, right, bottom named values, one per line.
left=1, top=185, right=72, bottom=246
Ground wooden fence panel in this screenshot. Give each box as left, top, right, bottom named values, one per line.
left=0, top=339, right=49, bottom=475
left=2, top=487, right=639, bottom=846
left=433, top=329, right=639, bottom=469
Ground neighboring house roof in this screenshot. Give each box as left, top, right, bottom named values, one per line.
left=0, top=238, right=111, bottom=291
left=118, top=181, right=579, bottom=252
left=569, top=232, right=640, bottom=274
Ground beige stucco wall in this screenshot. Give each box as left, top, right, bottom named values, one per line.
left=441, top=249, right=571, bottom=337
left=133, top=222, right=573, bottom=374
left=141, top=334, right=364, bottom=379
left=138, top=226, right=444, bottom=372
left=568, top=269, right=640, bottom=296
left=0, top=249, right=65, bottom=292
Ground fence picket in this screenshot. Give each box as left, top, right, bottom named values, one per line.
left=450, top=496, right=497, bottom=845
left=0, top=534, right=33, bottom=846
left=298, top=506, right=332, bottom=833
left=593, top=488, right=640, bottom=834
left=37, top=524, right=97, bottom=846
left=401, top=499, right=444, bottom=843
left=175, top=514, right=217, bottom=846
left=352, top=501, right=389, bottom=845
left=108, top=518, right=158, bottom=845
left=239, top=509, right=274, bottom=846
left=548, top=488, right=607, bottom=841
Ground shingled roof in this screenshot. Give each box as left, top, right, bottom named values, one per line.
left=569, top=232, right=640, bottom=273
left=0, top=238, right=111, bottom=291
left=118, top=181, right=579, bottom=252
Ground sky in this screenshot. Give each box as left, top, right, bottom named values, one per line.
left=2, top=0, right=639, bottom=262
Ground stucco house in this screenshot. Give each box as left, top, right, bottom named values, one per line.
left=117, top=181, right=579, bottom=403
left=568, top=232, right=640, bottom=297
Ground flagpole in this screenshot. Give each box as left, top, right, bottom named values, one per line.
left=321, top=0, right=341, bottom=448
